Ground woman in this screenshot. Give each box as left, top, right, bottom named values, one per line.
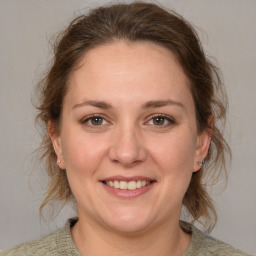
left=1, top=2, right=250, bottom=256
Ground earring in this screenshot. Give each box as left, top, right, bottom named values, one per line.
left=57, top=159, right=61, bottom=165
left=198, top=159, right=205, bottom=167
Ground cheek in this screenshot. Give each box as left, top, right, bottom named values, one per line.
left=147, top=130, right=197, bottom=172
left=60, top=132, right=110, bottom=203
left=150, top=132, right=196, bottom=205
left=61, top=130, right=109, bottom=176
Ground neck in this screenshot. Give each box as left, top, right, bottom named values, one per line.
left=71, top=215, right=191, bottom=256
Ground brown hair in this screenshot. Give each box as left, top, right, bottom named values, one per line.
left=36, top=2, right=230, bottom=231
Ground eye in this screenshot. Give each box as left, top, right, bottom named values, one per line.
left=82, top=115, right=108, bottom=127
left=152, top=116, right=167, bottom=125
left=147, top=114, right=175, bottom=127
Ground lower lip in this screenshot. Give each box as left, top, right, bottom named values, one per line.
left=101, top=182, right=155, bottom=198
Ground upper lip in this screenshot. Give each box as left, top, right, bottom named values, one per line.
left=100, top=176, right=155, bottom=182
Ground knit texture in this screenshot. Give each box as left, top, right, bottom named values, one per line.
left=1, top=219, right=251, bottom=256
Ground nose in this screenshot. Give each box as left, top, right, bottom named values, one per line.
left=108, top=126, right=147, bottom=167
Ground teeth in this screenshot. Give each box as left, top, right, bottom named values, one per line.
left=136, top=180, right=141, bottom=188
left=113, top=180, right=119, bottom=188
left=120, top=181, right=127, bottom=189
left=141, top=180, right=146, bottom=186
left=127, top=181, right=137, bottom=190
left=106, top=180, right=151, bottom=190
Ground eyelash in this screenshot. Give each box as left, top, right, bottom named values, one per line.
left=81, top=114, right=175, bottom=128
left=81, top=114, right=108, bottom=127
left=146, top=114, right=175, bottom=128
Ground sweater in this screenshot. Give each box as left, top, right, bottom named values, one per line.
left=0, top=218, right=251, bottom=256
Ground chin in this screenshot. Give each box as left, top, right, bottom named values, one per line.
left=105, top=219, right=152, bottom=234
left=100, top=209, right=155, bottom=234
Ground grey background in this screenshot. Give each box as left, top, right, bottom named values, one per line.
left=0, top=0, right=255, bottom=254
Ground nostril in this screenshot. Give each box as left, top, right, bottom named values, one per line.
left=109, top=148, right=147, bottom=167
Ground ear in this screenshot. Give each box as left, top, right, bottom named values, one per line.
left=193, top=116, right=213, bottom=172
left=48, top=120, right=65, bottom=169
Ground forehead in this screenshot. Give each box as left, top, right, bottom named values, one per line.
left=66, top=40, right=193, bottom=108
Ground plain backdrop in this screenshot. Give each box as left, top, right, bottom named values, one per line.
left=0, top=0, right=255, bottom=254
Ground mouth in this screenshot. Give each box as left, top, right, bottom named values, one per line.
left=102, top=180, right=154, bottom=191
left=100, top=176, right=156, bottom=198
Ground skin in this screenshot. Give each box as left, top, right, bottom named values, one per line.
left=50, top=40, right=211, bottom=256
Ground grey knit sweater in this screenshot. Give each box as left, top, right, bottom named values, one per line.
left=0, top=219, right=250, bottom=256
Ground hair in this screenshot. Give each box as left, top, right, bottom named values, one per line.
left=36, top=1, right=230, bottom=231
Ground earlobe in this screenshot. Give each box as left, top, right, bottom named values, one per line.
left=193, top=131, right=211, bottom=172
left=48, top=121, right=65, bottom=169
left=193, top=117, right=213, bottom=172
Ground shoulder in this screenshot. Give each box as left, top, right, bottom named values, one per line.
left=181, top=221, right=252, bottom=256
left=0, top=230, right=58, bottom=256
left=0, top=218, right=80, bottom=256
left=198, top=234, right=251, bottom=256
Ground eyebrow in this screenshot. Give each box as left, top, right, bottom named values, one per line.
left=72, top=100, right=112, bottom=110
left=72, top=99, right=184, bottom=110
left=142, top=100, right=185, bottom=109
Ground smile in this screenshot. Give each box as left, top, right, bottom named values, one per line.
left=103, top=180, right=152, bottom=190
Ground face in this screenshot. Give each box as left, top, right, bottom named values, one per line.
left=51, top=40, right=210, bottom=234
